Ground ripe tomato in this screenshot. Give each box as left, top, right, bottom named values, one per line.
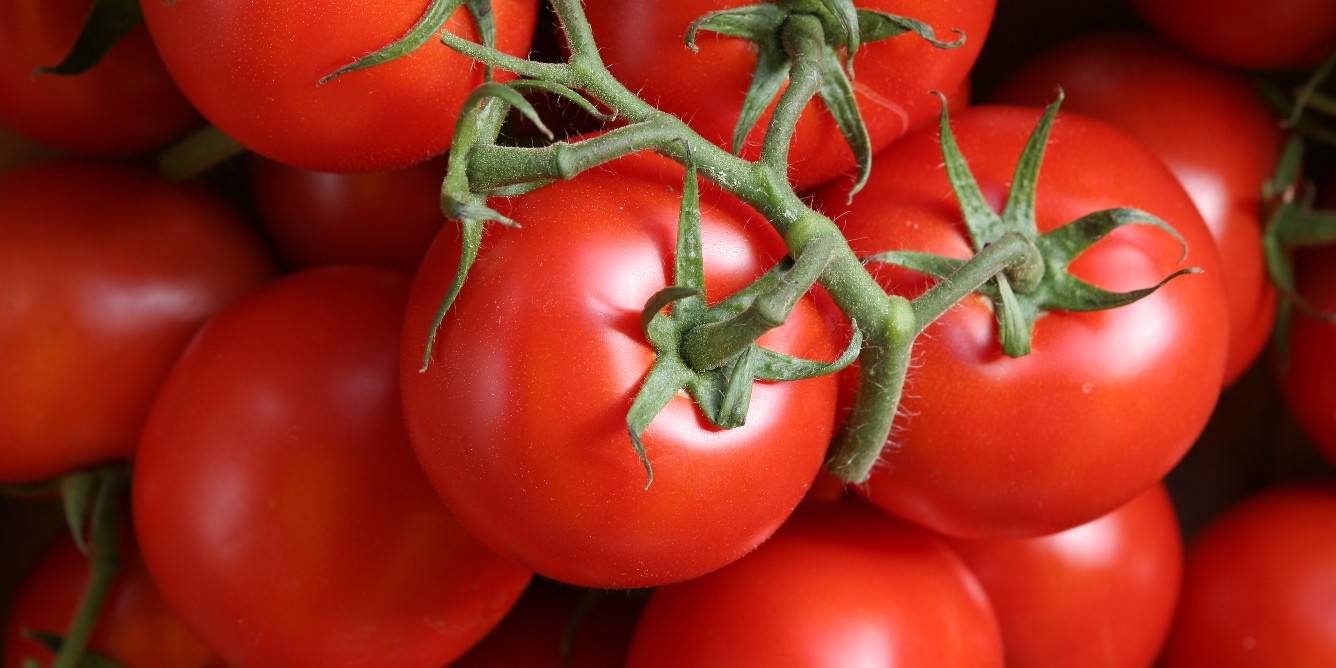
left=0, top=159, right=275, bottom=484
left=943, top=483, right=1183, bottom=668
left=1130, top=0, right=1336, bottom=70
left=3, top=533, right=223, bottom=668
left=248, top=154, right=446, bottom=274
left=625, top=501, right=1003, bottom=667
left=138, top=0, right=540, bottom=172
left=0, top=0, right=202, bottom=155
left=132, top=266, right=531, bottom=668
left=401, top=151, right=843, bottom=589
left=1277, top=244, right=1336, bottom=464
left=993, top=31, right=1281, bottom=387
left=585, top=0, right=994, bottom=190
left=814, top=105, right=1229, bottom=538
left=1158, top=482, right=1336, bottom=667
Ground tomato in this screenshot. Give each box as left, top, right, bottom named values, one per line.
left=3, top=533, right=223, bottom=668
left=814, top=105, right=1229, bottom=538
left=0, top=159, right=275, bottom=484
left=248, top=154, right=446, bottom=274
left=1159, top=482, right=1336, bottom=667
left=138, top=0, right=540, bottom=172
left=625, top=501, right=1003, bottom=667
left=1130, top=0, right=1336, bottom=70
left=132, top=266, right=531, bottom=668
left=401, top=150, right=843, bottom=588
left=993, top=31, right=1281, bottom=387
left=449, top=579, right=643, bottom=668
left=943, top=483, right=1183, bottom=668
left=0, top=0, right=202, bottom=155
left=585, top=0, right=994, bottom=190
left=1277, top=244, right=1336, bottom=465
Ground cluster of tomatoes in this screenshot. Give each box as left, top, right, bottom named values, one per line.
left=4, top=0, right=1336, bottom=666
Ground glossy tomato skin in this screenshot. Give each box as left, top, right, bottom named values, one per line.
left=814, top=106, right=1229, bottom=538
left=585, top=0, right=994, bottom=191
left=625, top=501, right=1004, bottom=668
left=402, top=151, right=843, bottom=589
left=132, top=266, right=531, bottom=668
left=994, top=32, right=1281, bottom=387
left=139, top=0, right=539, bottom=172
left=3, top=534, right=223, bottom=668
left=0, top=0, right=201, bottom=155
left=1277, top=245, right=1336, bottom=465
left=248, top=154, right=446, bottom=274
left=1131, top=0, right=1336, bottom=70
left=943, top=483, right=1183, bottom=668
left=1159, top=483, right=1336, bottom=667
left=0, top=160, right=275, bottom=484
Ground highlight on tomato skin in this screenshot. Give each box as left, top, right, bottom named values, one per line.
left=0, top=159, right=276, bottom=484
left=131, top=266, right=532, bottom=668
left=942, top=483, right=1184, bottom=668
left=814, top=104, right=1230, bottom=540
left=992, top=30, right=1282, bottom=388
left=624, top=500, right=1005, bottom=668
left=1158, top=483, right=1336, bottom=668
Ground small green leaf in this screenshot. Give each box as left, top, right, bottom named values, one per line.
left=934, top=93, right=1005, bottom=250
left=157, top=125, right=247, bottom=183
left=319, top=0, right=464, bottom=84
left=992, top=274, right=1033, bottom=357
left=507, top=80, right=616, bottom=123
left=731, top=44, right=792, bottom=155
left=673, top=142, right=707, bottom=313
left=753, top=323, right=862, bottom=380
left=626, top=362, right=695, bottom=490
left=32, top=0, right=142, bottom=77
left=59, top=472, right=98, bottom=555
left=862, top=250, right=965, bottom=278
left=715, top=348, right=758, bottom=429
left=639, top=287, right=701, bottom=338
left=1041, top=267, right=1200, bottom=313
left=1038, top=207, right=1188, bottom=270
left=815, top=0, right=861, bottom=72
left=856, top=9, right=964, bottom=48
left=817, top=49, right=873, bottom=200
left=420, top=219, right=484, bottom=372
left=999, top=90, right=1062, bottom=236
left=684, top=3, right=785, bottom=51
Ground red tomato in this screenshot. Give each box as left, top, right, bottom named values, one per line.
left=0, top=159, right=275, bottom=484
left=3, top=533, right=223, bottom=668
left=249, top=154, right=446, bottom=274
left=132, top=266, right=531, bottom=668
left=585, top=0, right=994, bottom=190
left=625, top=501, right=1004, bottom=667
left=814, top=105, right=1229, bottom=538
left=449, top=580, right=643, bottom=668
left=0, top=0, right=201, bottom=155
left=1131, top=0, right=1336, bottom=70
left=1277, top=245, right=1336, bottom=464
left=1159, top=482, right=1336, bottom=667
left=401, top=151, right=843, bottom=588
left=943, top=483, right=1183, bottom=668
left=138, top=0, right=540, bottom=172
left=993, top=31, right=1281, bottom=387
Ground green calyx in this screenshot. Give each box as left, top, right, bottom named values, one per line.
left=684, top=0, right=962, bottom=199
left=319, top=0, right=499, bottom=84
left=626, top=149, right=861, bottom=488
left=865, top=92, right=1199, bottom=358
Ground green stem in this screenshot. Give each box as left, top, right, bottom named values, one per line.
left=911, top=233, right=1040, bottom=332
left=681, top=234, right=837, bottom=370
left=758, top=15, right=826, bottom=184
left=52, top=467, right=129, bottom=668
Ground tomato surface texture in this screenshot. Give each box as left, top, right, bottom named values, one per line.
left=138, top=0, right=540, bottom=172
left=994, top=31, right=1281, bottom=387
left=401, top=151, right=844, bottom=588
left=815, top=105, right=1229, bottom=538
left=1131, top=0, right=1336, bottom=70
left=132, top=266, right=531, bottom=668
left=944, top=483, right=1183, bottom=668
left=0, top=160, right=274, bottom=483
left=1158, top=483, right=1336, bottom=667
left=625, top=501, right=1004, bottom=667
